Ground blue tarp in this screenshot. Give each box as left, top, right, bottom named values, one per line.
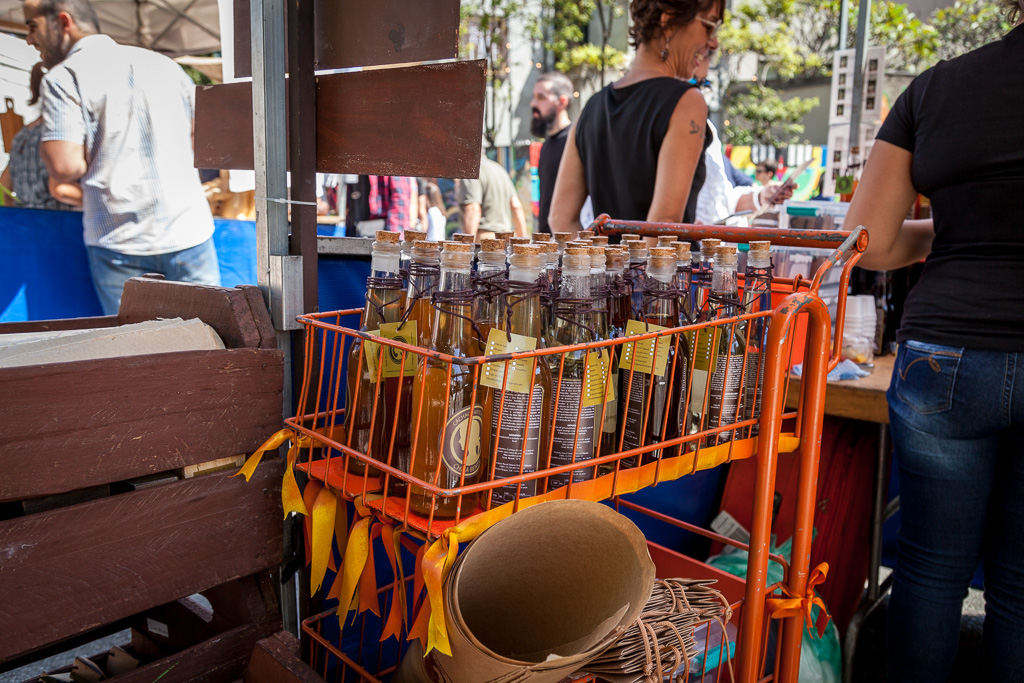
left=0, top=207, right=366, bottom=321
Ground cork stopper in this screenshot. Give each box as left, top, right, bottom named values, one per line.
left=553, top=232, right=572, bottom=244
left=716, top=244, right=738, bottom=257
left=375, top=230, right=400, bottom=244
left=513, top=243, right=543, bottom=255
left=621, top=234, right=642, bottom=242
left=452, top=232, right=475, bottom=244
left=531, top=233, right=553, bottom=242
left=749, top=240, right=771, bottom=254
left=656, top=236, right=679, bottom=245
left=627, top=240, right=648, bottom=253
left=577, top=229, right=594, bottom=239
left=567, top=240, right=591, bottom=249
left=510, top=236, right=531, bottom=246
left=404, top=229, right=427, bottom=243
left=589, top=246, right=606, bottom=258
left=481, top=238, right=504, bottom=252
left=700, top=238, right=721, bottom=254
left=413, top=240, right=441, bottom=254
left=674, top=242, right=692, bottom=258
left=493, top=233, right=510, bottom=247
left=590, top=235, right=609, bottom=246
left=443, top=240, right=474, bottom=253
left=650, top=247, right=675, bottom=258
left=565, top=246, right=589, bottom=256
left=543, top=242, right=559, bottom=254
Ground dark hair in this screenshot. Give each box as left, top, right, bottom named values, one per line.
left=628, top=0, right=725, bottom=48
left=28, top=63, right=45, bottom=106
left=756, top=158, right=778, bottom=175
left=537, top=72, right=574, bottom=102
left=36, top=0, right=101, bottom=34
left=1000, top=0, right=1022, bottom=24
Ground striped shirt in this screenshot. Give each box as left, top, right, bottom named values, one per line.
left=40, top=35, right=214, bottom=255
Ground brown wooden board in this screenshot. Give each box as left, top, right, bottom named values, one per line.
left=117, top=279, right=276, bottom=350
left=0, top=348, right=283, bottom=502
left=232, top=0, right=460, bottom=79
left=0, top=315, right=119, bottom=335
left=0, top=462, right=284, bottom=665
left=244, top=631, right=323, bottom=683
left=194, top=60, right=485, bottom=178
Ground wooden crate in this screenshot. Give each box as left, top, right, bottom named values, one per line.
left=0, top=278, right=287, bottom=681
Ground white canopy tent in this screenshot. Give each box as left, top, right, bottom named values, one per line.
left=0, top=0, right=222, bottom=57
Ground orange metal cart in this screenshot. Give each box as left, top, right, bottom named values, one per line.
left=280, top=220, right=866, bottom=682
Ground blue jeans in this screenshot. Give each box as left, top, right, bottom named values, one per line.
left=887, top=340, right=1024, bottom=682
left=87, top=239, right=221, bottom=315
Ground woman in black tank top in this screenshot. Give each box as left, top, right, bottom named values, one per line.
left=549, top=0, right=724, bottom=235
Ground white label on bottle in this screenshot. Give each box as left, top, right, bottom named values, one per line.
left=440, top=405, right=483, bottom=479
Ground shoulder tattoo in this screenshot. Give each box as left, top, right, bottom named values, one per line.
left=689, top=119, right=702, bottom=135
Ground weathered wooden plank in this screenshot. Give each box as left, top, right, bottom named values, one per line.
left=194, top=60, right=485, bottom=178
left=232, top=0, right=460, bottom=79
left=119, top=622, right=281, bottom=683
left=239, top=285, right=278, bottom=350
left=244, top=631, right=323, bottom=683
left=0, top=315, right=119, bottom=335
left=0, top=463, right=284, bottom=665
left=0, top=348, right=283, bottom=502
left=117, top=279, right=275, bottom=351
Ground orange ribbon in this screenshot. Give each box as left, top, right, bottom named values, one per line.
left=233, top=428, right=309, bottom=519
left=766, top=562, right=832, bottom=638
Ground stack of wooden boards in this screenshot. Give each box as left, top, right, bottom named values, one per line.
left=0, top=278, right=295, bottom=682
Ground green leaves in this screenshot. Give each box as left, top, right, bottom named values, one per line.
left=725, top=85, right=819, bottom=147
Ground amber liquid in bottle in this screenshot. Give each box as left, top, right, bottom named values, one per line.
left=345, top=232, right=405, bottom=475
left=701, top=245, right=746, bottom=448
left=545, top=247, right=598, bottom=491
left=386, top=241, right=440, bottom=497
left=407, top=242, right=484, bottom=519
left=482, top=245, right=553, bottom=507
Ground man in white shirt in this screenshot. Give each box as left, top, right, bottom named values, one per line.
left=23, top=0, right=219, bottom=314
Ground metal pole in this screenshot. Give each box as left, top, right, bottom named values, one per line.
left=848, top=0, right=871, bottom=158
left=839, top=0, right=850, bottom=50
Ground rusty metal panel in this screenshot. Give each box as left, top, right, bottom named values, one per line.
left=194, top=60, right=484, bottom=179
left=233, top=0, right=460, bottom=79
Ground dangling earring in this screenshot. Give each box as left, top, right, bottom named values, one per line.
left=660, top=35, right=671, bottom=62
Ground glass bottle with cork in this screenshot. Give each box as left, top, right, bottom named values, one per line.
left=618, top=246, right=683, bottom=466
left=472, top=238, right=508, bottom=356
left=481, top=243, right=552, bottom=507
left=406, top=241, right=486, bottom=519
left=545, top=246, right=599, bottom=491
left=701, top=244, right=746, bottom=447
left=345, top=231, right=407, bottom=475
left=742, top=241, right=773, bottom=436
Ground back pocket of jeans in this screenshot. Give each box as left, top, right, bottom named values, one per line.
left=893, top=340, right=962, bottom=414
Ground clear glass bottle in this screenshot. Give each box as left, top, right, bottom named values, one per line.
left=693, top=238, right=720, bottom=316
left=407, top=241, right=485, bottom=519
left=618, top=247, right=683, bottom=466
left=472, top=238, right=508, bottom=356
left=401, top=229, right=427, bottom=276
left=626, top=240, right=649, bottom=319
left=553, top=232, right=571, bottom=257
left=742, top=241, right=773, bottom=437
left=387, top=240, right=441, bottom=497
left=674, top=242, right=694, bottom=326
left=483, top=244, right=553, bottom=506
left=702, top=245, right=745, bottom=447
left=346, top=231, right=406, bottom=475
left=589, top=246, right=609, bottom=341
left=599, top=247, right=627, bottom=459
left=546, top=247, right=598, bottom=491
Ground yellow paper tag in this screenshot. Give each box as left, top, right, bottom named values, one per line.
left=691, top=327, right=720, bottom=374
left=363, top=330, right=381, bottom=379
left=620, top=320, right=670, bottom=377
left=379, top=321, right=418, bottom=379
left=582, top=349, right=615, bottom=408
left=481, top=329, right=538, bottom=394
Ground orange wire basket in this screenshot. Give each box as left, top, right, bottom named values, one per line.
left=292, top=221, right=867, bottom=683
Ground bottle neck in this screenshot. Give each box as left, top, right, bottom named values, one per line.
left=711, top=261, right=739, bottom=317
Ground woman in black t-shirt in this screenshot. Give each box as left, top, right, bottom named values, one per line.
left=845, top=3, right=1024, bottom=680
left=548, top=0, right=723, bottom=234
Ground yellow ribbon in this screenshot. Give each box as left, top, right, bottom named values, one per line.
left=234, top=427, right=309, bottom=519
left=415, top=434, right=800, bottom=656
left=766, top=562, right=832, bottom=638
left=310, top=487, right=338, bottom=596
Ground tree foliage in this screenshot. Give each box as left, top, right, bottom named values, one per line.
left=542, top=0, right=627, bottom=89
left=725, top=85, right=819, bottom=147
left=930, top=0, right=1013, bottom=62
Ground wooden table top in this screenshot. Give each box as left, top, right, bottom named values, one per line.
left=785, top=353, right=894, bottom=425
